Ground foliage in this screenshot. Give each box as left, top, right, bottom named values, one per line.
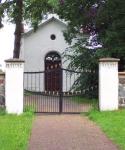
left=64, top=45, right=99, bottom=98
left=23, top=0, right=53, bottom=31
left=0, top=107, right=6, bottom=115
left=0, top=0, right=3, bottom=28
left=0, top=0, right=55, bottom=27
left=87, top=109, right=125, bottom=150
left=63, top=39, right=106, bottom=98
left=57, top=0, right=101, bottom=43
left=72, top=97, right=98, bottom=110
left=56, top=0, right=125, bottom=98
left=56, top=0, right=102, bottom=98
left=0, top=112, right=34, bottom=150
left=57, top=0, right=125, bottom=57
left=0, top=0, right=56, bottom=58
left=24, top=105, right=36, bottom=114
left=95, top=0, right=125, bottom=70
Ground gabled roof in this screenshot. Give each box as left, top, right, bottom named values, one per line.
left=23, top=17, right=67, bottom=36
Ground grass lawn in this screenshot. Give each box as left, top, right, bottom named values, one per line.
left=73, top=96, right=98, bottom=104
left=87, top=109, right=125, bottom=150
left=0, top=109, right=34, bottom=150
left=72, top=97, right=98, bottom=109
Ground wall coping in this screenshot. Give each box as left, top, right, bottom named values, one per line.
left=99, top=58, right=120, bottom=62
left=5, top=58, right=25, bottom=63
left=119, top=72, right=125, bottom=76
left=0, top=72, right=5, bottom=76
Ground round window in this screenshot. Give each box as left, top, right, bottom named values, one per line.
left=50, top=34, right=56, bottom=40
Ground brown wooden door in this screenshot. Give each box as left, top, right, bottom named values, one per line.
left=45, top=52, right=62, bottom=91
left=45, top=61, right=61, bottom=91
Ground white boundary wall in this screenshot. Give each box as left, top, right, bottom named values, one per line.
left=5, top=59, right=24, bottom=115
left=99, top=58, right=119, bottom=111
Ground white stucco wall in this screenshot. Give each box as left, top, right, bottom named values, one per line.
left=20, top=19, right=69, bottom=71
left=99, top=58, right=119, bottom=111
left=5, top=60, right=24, bottom=114
left=21, top=18, right=75, bottom=92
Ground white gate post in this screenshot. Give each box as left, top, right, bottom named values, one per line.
left=99, top=58, right=119, bottom=111
left=5, top=59, right=24, bottom=115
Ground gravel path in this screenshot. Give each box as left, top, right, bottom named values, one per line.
left=28, top=115, right=119, bottom=150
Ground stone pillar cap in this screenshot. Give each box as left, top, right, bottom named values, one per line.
left=0, top=71, right=5, bottom=75
left=119, top=72, right=125, bottom=75
left=99, top=58, right=120, bottom=62
left=5, top=58, right=25, bottom=63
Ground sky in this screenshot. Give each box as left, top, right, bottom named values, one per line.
left=0, top=23, right=15, bottom=70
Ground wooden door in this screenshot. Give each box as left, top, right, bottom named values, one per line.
left=45, top=52, right=62, bottom=91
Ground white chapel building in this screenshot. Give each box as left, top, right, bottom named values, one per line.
left=20, top=16, right=69, bottom=72
left=20, top=16, right=76, bottom=92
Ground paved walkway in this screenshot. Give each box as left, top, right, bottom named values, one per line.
left=28, top=115, right=119, bottom=150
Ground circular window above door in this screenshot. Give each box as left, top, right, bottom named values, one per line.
left=50, top=34, right=56, bottom=40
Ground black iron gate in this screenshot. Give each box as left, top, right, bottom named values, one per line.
left=24, top=68, right=95, bottom=113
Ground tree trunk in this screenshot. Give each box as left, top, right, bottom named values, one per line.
left=13, top=0, right=23, bottom=58
left=0, top=0, right=3, bottom=28
left=0, top=16, right=3, bottom=28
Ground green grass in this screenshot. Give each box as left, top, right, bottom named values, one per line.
left=24, top=90, right=33, bottom=96
left=0, top=109, right=34, bottom=150
left=73, top=97, right=98, bottom=104
left=72, top=97, right=98, bottom=110
left=87, top=109, right=125, bottom=150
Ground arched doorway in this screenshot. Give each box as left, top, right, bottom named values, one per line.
left=45, top=51, right=62, bottom=91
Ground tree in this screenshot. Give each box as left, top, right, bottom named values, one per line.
left=0, top=0, right=3, bottom=28
left=56, top=0, right=103, bottom=98
left=95, top=0, right=125, bottom=70
left=0, top=0, right=55, bottom=58
left=13, top=0, right=23, bottom=58
left=56, top=0, right=125, bottom=98
left=57, top=0, right=125, bottom=69
left=0, top=17, right=3, bottom=28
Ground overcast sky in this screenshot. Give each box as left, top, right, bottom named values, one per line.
left=0, top=1, right=15, bottom=68
left=0, top=23, right=15, bottom=70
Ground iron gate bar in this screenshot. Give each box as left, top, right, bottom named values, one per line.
left=59, top=68, right=63, bottom=113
